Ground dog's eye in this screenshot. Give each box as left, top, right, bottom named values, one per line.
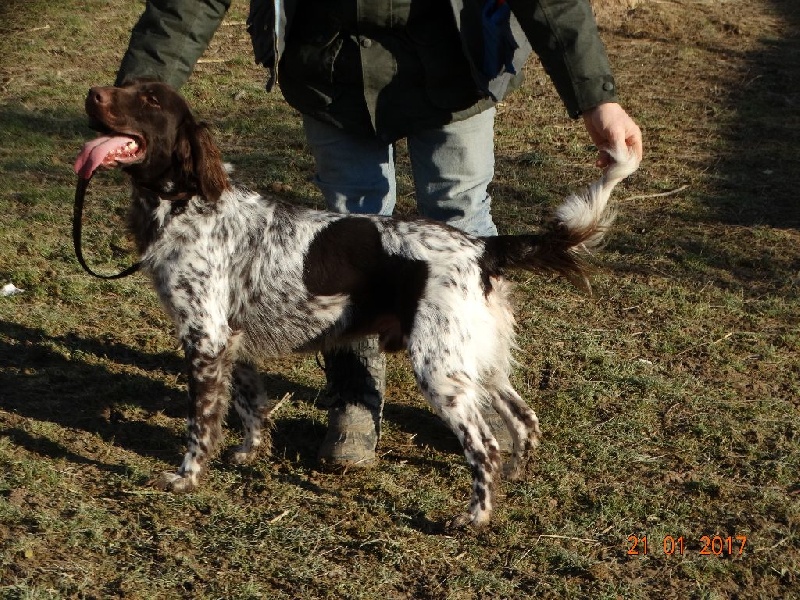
left=142, top=91, right=161, bottom=108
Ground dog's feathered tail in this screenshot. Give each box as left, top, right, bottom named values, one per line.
left=482, top=145, right=639, bottom=293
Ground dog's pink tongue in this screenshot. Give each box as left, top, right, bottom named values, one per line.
left=73, top=135, right=135, bottom=179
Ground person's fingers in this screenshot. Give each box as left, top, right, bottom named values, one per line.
left=596, top=149, right=612, bottom=168
left=582, top=103, right=643, bottom=167
left=626, top=129, right=643, bottom=162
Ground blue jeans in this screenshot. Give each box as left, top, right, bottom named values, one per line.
left=302, top=108, right=498, bottom=237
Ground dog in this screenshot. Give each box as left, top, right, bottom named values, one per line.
left=74, top=80, right=638, bottom=528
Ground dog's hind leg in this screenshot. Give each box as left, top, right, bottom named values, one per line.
left=411, top=356, right=502, bottom=528
left=484, top=373, right=542, bottom=481
left=155, top=332, right=241, bottom=493
left=433, top=383, right=501, bottom=529
left=478, top=279, right=541, bottom=479
left=228, top=362, right=273, bottom=465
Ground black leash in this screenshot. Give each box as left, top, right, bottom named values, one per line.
left=73, top=174, right=141, bottom=279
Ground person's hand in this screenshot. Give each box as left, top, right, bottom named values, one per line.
left=582, top=102, right=643, bottom=168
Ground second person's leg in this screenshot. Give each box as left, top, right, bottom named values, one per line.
left=303, top=115, right=392, bottom=467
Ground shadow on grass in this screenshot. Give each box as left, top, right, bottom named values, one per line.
left=604, top=2, right=800, bottom=295
left=604, top=225, right=800, bottom=297
left=0, top=105, right=90, bottom=139
left=0, top=320, right=324, bottom=468
left=710, top=0, right=800, bottom=229
left=0, top=106, right=92, bottom=177
left=0, top=426, right=133, bottom=477
left=0, top=319, right=461, bottom=472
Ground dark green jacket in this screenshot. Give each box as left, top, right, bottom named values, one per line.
left=117, top=0, right=618, bottom=135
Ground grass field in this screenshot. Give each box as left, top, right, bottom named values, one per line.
left=1, top=0, right=798, bottom=598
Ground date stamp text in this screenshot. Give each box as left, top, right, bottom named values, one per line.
left=627, top=534, right=747, bottom=556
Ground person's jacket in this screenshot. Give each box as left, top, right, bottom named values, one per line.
left=117, top=0, right=618, bottom=121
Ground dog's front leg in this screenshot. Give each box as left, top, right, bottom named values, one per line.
left=155, top=333, right=239, bottom=493
left=227, top=361, right=275, bottom=465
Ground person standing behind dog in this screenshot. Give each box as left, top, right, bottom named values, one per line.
left=115, top=0, right=643, bottom=468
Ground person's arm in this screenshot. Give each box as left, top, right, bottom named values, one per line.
left=116, top=0, right=232, bottom=88
left=507, top=0, right=641, bottom=164
left=506, top=0, right=616, bottom=117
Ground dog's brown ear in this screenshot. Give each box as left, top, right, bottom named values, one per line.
left=176, top=120, right=229, bottom=202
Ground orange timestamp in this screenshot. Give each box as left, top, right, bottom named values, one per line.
left=627, top=534, right=747, bottom=556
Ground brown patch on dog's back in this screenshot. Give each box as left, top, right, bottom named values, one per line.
left=303, top=217, right=429, bottom=350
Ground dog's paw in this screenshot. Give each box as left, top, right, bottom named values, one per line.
left=226, top=445, right=259, bottom=465
left=503, top=459, right=525, bottom=481
left=529, top=425, right=542, bottom=449
left=503, top=433, right=540, bottom=481
left=152, top=471, right=197, bottom=493
left=504, top=447, right=535, bottom=481
left=445, top=509, right=491, bottom=531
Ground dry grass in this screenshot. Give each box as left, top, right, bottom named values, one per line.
left=591, top=0, right=641, bottom=23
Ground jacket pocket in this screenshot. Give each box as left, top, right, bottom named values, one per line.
left=283, top=22, right=346, bottom=84
left=405, top=19, right=483, bottom=110
left=279, top=28, right=346, bottom=111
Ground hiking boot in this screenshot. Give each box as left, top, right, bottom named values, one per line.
left=318, top=337, right=385, bottom=468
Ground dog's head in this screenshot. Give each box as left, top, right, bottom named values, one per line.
left=74, top=80, right=229, bottom=202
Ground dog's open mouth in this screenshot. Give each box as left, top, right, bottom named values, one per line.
left=73, top=130, right=145, bottom=179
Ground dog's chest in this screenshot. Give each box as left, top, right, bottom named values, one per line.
left=143, top=196, right=347, bottom=339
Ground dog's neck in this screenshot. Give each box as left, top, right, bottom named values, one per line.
left=127, top=184, right=198, bottom=255
left=136, top=178, right=196, bottom=203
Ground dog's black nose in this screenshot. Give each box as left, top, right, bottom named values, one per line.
left=87, top=86, right=112, bottom=106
